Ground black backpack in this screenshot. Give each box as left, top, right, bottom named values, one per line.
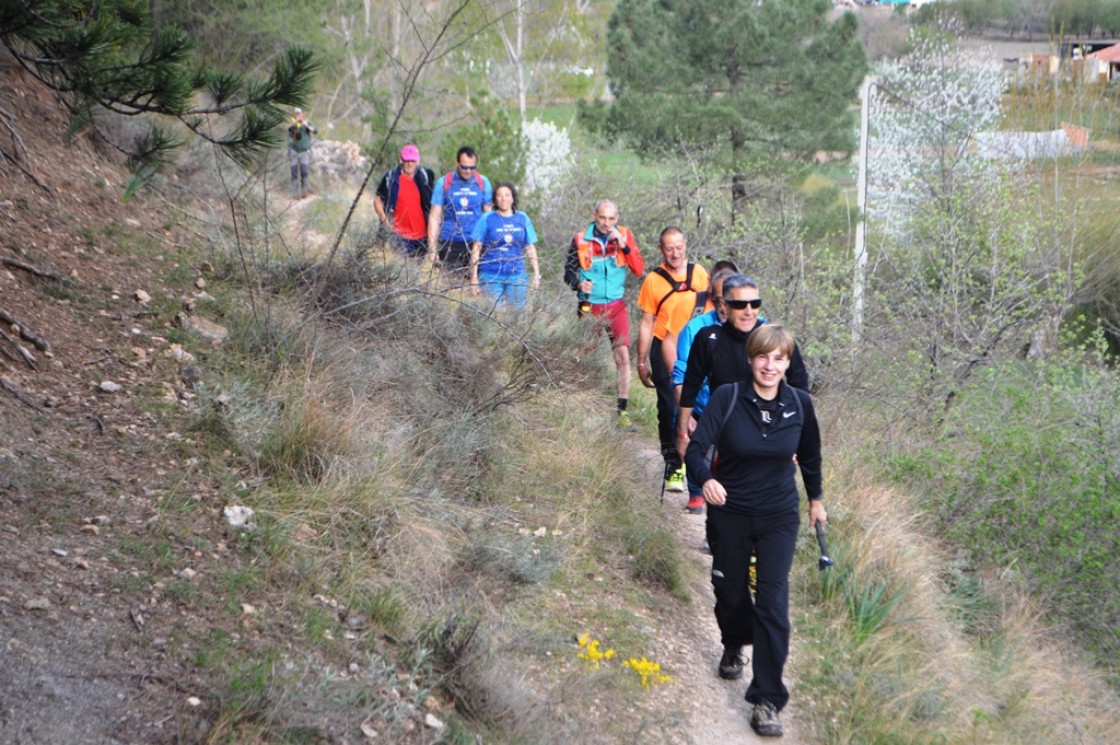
left=652, top=262, right=708, bottom=318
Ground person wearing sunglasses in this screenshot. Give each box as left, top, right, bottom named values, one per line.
left=427, top=146, right=493, bottom=277
left=684, top=323, right=825, bottom=738
left=670, top=260, right=741, bottom=514
left=677, top=274, right=809, bottom=465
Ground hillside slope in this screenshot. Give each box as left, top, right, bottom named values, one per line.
left=1, top=64, right=226, bottom=742
left=1, top=59, right=808, bottom=745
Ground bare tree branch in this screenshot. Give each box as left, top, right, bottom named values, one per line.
left=321, top=0, right=474, bottom=271
left=0, top=251, right=65, bottom=282
left=0, top=305, right=52, bottom=356
left=0, top=326, right=37, bottom=368
left=1, top=375, right=43, bottom=410
left=0, top=103, right=51, bottom=192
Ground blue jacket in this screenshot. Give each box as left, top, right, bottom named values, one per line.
left=673, top=309, right=721, bottom=416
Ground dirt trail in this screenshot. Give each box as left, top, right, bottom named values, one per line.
left=636, top=446, right=805, bottom=745
left=278, top=191, right=335, bottom=252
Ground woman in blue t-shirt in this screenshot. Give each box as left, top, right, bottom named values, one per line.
left=469, top=181, right=540, bottom=309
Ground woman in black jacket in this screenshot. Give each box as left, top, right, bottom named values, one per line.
left=684, top=323, right=826, bottom=738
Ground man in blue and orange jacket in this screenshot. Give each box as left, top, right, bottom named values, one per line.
left=564, top=199, right=645, bottom=430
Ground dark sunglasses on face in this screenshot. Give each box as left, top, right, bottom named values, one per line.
left=725, top=298, right=762, bottom=310
left=458, top=164, right=477, bottom=170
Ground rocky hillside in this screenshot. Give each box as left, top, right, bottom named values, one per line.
left=2, top=62, right=235, bottom=742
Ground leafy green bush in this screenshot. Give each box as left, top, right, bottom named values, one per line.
left=887, top=359, right=1120, bottom=676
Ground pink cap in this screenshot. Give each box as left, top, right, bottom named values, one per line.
left=400, top=144, right=420, bottom=162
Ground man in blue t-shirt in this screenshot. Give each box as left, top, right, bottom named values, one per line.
left=427, top=146, right=493, bottom=277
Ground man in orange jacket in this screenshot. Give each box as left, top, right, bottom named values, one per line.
left=635, top=227, right=709, bottom=492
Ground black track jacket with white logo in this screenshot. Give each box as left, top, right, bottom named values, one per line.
left=684, top=381, right=821, bottom=515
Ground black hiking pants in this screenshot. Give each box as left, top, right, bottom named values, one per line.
left=706, top=507, right=799, bottom=712
left=650, top=337, right=680, bottom=472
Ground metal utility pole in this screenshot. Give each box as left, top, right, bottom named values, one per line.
left=853, top=76, right=874, bottom=345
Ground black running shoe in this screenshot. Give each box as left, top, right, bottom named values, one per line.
left=718, top=646, right=744, bottom=680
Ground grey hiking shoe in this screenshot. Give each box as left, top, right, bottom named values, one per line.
left=750, top=700, right=783, bottom=737
left=718, top=646, right=744, bottom=680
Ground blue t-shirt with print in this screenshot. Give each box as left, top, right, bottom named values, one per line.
left=471, top=211, right=537, bottom=278
left=431, top=172, right=493, bottom=242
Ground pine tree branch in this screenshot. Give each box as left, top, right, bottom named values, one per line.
left=0, top=1, right=319, bottom=183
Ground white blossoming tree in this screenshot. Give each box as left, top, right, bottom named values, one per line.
left=868, top=23, right=1007, bottom=233
left=521, top=118, right=573, bottom=217
left=864, top=21, right=1079, bottom=411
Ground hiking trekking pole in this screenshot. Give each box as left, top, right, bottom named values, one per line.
left=815, top=523, right=834, bottom=571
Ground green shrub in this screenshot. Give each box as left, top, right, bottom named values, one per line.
left=888, top=360, right=1120, bottom=675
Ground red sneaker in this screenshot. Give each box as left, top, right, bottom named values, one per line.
left=686, top=495, right=704, bottom=514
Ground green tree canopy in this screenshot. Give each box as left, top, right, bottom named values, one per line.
left=582, top=0, right=867, bottom=209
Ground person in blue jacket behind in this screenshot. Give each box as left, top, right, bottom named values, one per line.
left=671, top=261, right=741, bottom=513
left=469, top=181, right=540, bottom=310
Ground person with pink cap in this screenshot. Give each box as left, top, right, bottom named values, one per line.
left=374, top=144, right=436, bottom=257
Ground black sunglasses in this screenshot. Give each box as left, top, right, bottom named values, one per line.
left=724, top=298, right=762, bottom=310
left=458, top=164, right=477, bottom=170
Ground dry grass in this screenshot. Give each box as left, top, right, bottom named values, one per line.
left=180, top=267, right=696, bottom=742
left=793, top=395, right=1120, bottom=744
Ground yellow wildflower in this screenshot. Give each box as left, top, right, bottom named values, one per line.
left=623, top=656, right=673, bottom=687
left=576, top=633, right=615, bottom=669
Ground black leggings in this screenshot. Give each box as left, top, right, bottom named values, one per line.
left=650, top=337, right=680, bottom=471
left=706, top=507, right=799, bottom=711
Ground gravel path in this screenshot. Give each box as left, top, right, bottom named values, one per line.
left=635, top=446, right=806, bottom=744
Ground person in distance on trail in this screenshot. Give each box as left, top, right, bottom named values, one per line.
left=563, top=199, right=645, bottom=431
left=677, top=274, right=809, bottom=464
left=469, top=181, right=540, bottom=310
left=634, top=227, right=709, bottom=494
left=427, top=145, right=493, bottom=280
left=684, top=323, right=825, bottom=739
left=374, top=144, right=436, bottom=258
left=287, top=107, right=318, bottom=199
left=670, top=260, right=739, bottom=514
